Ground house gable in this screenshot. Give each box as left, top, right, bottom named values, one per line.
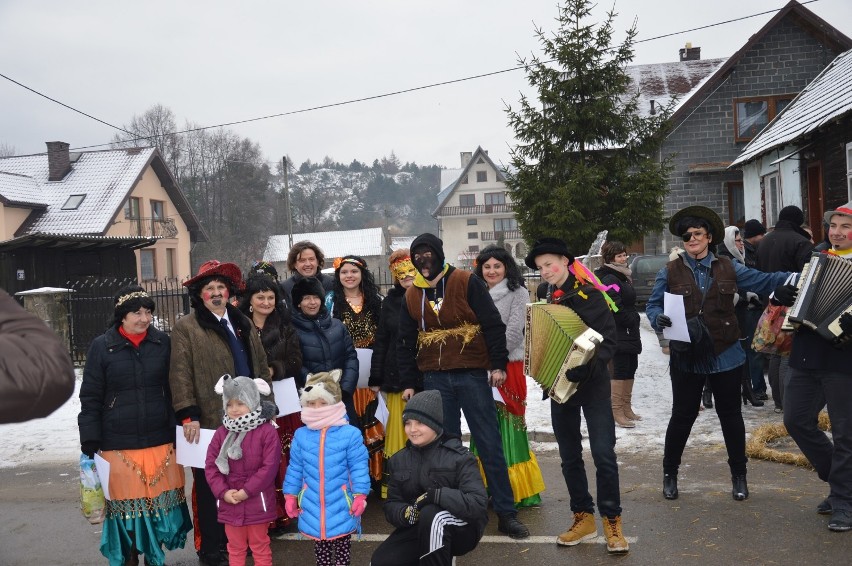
left=432, top=146, right=506, bottom=217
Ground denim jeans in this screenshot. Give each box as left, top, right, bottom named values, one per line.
left=424, top=369, right=516, bottom=515
left=551, top=394, right=622, bottom=518
left=784, top=369, right=851, bottom=511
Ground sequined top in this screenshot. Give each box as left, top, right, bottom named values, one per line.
left=339, top=302, right=378, bottom=349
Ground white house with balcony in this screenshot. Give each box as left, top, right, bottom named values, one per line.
left=432, top=147, right=524, bottom=269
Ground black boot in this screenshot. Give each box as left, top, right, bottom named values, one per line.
left=702, top=380, right=713, bottom=409
left=742, top=375, right=764, bottom=406
left=663, top=474, right=679, bottom=500
left=732, top=475, right=749, bottom=501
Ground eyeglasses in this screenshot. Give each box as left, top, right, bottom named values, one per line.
left=681, top=230, right=707, bottom=242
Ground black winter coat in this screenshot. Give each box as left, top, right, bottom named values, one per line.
left=255, top=310, right=302, bottom=381
left=756, top=220, right=814, bottom=273
left=291, top=309, right=358, bottom=393
left=384, top=434, right=488, bottom=535
left=595, top=266, right=642, bottom=356
left=369, top=286, right=420, bottom=392
left=79, top=326, right=175, bottom=451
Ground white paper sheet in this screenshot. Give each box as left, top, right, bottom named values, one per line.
left=662, top=292, right=691, bottom=342
left=492, top=387, right=505, bottom=404
left=375, top=392, right=389, bottom=428
left=356, top=348, right=372, bottom=388
left=272, top=378, right=301, bottom=416
left=175, top=426, right=216, bottom=468
left=93, top=453, right=111, bottom=500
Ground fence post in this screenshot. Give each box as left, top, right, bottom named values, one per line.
left=14, top=287, right=74, bottom=351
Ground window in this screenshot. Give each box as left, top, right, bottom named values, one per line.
left=166, top=248, right=176, bottom=279
left=484, top=192, right=506, bottom=205
left=459, top=194, right=475, bottom=207
left=494, top=218, right=518, bottom=232
left=151, top=200, right=164, bottom=220
left=467, top=232, right=478, bottom=239
left=734, top=95, right=795, bottom=142
left=847, top=142, right=852, bottom=199
left=468, top=245, right=480, bottom=253
left=140, top=249, right=156, bottom=280
left=476, top=171, right=488, bottom=182
left=124, top=197, right=141, bottom=219
left=61, top=194, right=86, bottom=210
left=763, top=173, right=781, bottom=228
left=466, top=218, right=478, bottom=226
left=727, top=182, right=745, bottom=226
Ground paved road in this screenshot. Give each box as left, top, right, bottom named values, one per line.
left=0, top=444, right=843, bottom=565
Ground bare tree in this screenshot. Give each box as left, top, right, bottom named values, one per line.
left=0, top=142, right=15, bottom=157
left=111, top=104, right=183, bottom=177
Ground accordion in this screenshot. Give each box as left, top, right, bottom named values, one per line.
left=784, top=252, right=852, bottom=344
left=523, top=302, right=603, bottom=403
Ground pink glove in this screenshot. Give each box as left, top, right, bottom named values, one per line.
left=350, top=494, right=368, bottom=517
left=284, top=495, right=299, bottom=519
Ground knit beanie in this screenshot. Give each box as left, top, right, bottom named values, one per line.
left=410, top=233, right=445, bottom=268
left=402, top=390, right=444, bottom=436
left=292, top=276, right=325, bottom=307
left=742, top=219, right=766, bottom=239
left=778, top=205, right=804, bottom=226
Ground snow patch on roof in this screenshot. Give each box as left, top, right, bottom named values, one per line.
left=264, top=227, right=387, bottom=263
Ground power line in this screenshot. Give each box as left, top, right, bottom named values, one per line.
left=1, top=1, right=820, bottom=154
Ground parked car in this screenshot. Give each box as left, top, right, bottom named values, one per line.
left=629, top=254, right=670, bottom=306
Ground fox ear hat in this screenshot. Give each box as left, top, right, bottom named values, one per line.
left=300, top=369, right=343, bottom=406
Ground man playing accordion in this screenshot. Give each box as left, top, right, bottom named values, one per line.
left=774, top=200, right=852, bottom=533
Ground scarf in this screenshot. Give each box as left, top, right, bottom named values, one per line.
left=604, top=262, right=632, bottom=281
left=216, top=408, right=266, bottom=474
left=119, top=326, right=147, bottom=348
left=301, top=401, right=348, bottom=430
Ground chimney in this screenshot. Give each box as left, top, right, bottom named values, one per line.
left=460, top=151, right=472, bottom=167
left=46, top=141, right=71, bottom=181
left=650, top=100, right=656, bottom=115
left=679, top=42, right=701, bottom=61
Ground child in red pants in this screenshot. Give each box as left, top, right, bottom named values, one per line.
left=206, top=375, right=282, bottom=566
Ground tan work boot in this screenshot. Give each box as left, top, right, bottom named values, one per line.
left=622, top=378, right=642, bottom=421
left=611, top=381, right=635, bottom=428
left=556, top=511, right=597, bottom=546
left=602, top=515, right=629, bottom=554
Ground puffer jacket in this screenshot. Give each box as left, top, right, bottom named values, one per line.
left=595, top=265, right=642, bottom=356
left=78, top=325, right=175, bottom=451
left=0, top=289, right=75, bottom=424
left=169, top=304, right=271, bottom=429
left=384, top=434, right=488, bottom=535
left=487, top=279, right=527, bottom=362
left=205, top=421, right=281, bottom=527
left=291, top=310, right=358, bottom=392
left=369, top=286, right=420, bottom=391
left=283, top=423, right=370, bottom=540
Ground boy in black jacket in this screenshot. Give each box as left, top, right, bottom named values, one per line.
left=371, top=390, right=488, bottom=566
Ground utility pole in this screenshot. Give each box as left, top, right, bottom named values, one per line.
left=282, top=156, right=294, bottom=249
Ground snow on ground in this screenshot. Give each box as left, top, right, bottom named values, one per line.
left=0, top=315, right=784, bottom=469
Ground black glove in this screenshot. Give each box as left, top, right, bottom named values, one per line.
left=414, top=488, right=439, bottom=509
left=565, top=364, right=590, bottom=383
left=656, top=314, right=673, bottom=329
left=772, top=284, right=798, bottom=307
left=81, top=441, right=99, bottom=458
left=400, top=505, right=420, bottom=525
left=840, top=312, right=852, bottom=336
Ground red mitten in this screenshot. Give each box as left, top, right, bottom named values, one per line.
left=350, top=494, right=368, bottom=517
left=284, top=495, right=299, bottom=518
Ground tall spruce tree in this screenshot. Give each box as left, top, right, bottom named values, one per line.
left=506, top=0, right=673, bottom=254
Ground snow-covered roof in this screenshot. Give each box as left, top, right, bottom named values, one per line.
left=390, top=236, right=416, bottom=251
left=264, top=227, right=388, bottom=263
left=624, top=58, right=728, bottom=118
left=731, top=48, right=852, bottom=167
left=0, top=148, right=154, bottom=235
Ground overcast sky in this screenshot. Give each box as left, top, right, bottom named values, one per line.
left=1, top=0, right=850, bottom=170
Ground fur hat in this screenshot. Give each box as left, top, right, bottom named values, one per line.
left=668, top=205, right=724, bottom=243
left=778, top=205, right=804, bottom=226
left=292, top=276, right=325, bottom=308
left=184, top=259, right=244, bottom=292
left=300, top=370, right=343, bottom=406
left=824, top=200, right=852, bottom=225
left=410, top=233, right=445, bottom=269
left=213, top=374, right=276, bottom=474
left=525, top=237, right=575, bottom=270
left=402, top=390, right=444, bottom=436
left=742, top=219, right=766, bottom=239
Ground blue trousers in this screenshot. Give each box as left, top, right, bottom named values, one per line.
left=424, top=369, right=516, bottom=516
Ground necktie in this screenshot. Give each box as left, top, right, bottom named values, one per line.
left=219, top=318, right=251, bottom=377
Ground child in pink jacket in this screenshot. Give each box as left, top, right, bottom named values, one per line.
left=205, top=375, right=281, bottom=566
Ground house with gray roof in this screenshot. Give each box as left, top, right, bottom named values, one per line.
left=0, top=141, right=207, bottom=293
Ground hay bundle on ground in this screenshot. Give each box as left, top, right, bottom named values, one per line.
left=746, top=411, right=831, bottom=468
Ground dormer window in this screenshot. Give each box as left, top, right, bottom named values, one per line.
left=61, top=194, right=86, bottom=210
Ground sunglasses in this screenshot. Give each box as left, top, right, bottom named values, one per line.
left=681, top=230, right=708, bottom=242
